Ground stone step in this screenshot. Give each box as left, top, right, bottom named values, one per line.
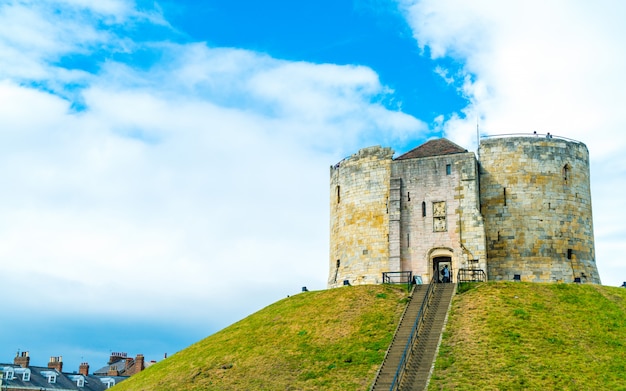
left=371, top=284, right=455, bottom=391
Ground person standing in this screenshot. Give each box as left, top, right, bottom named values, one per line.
left=442, top=265, right=450, bottom=283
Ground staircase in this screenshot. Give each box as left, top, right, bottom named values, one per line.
left=371, top=283, right=456, bottom=391
left=400, top=283, right=456, bottom=391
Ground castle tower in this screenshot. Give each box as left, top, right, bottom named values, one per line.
left=328, top=139, right=488, bottom=287
left=479, top=136, right=600, bottom=283
left=328, top=146, right=395, bottom=287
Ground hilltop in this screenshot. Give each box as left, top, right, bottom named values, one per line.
left=112, top=283, right=626, bottom=390
left=112, top=284, right=409, bottom=391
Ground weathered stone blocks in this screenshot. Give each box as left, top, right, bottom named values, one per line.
left=328, top=136, right=601, bottom=288
left=479, top=137, right=600, bottom=283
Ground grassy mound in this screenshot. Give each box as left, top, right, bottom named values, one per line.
left=113, top=282, right=626, bottom=390
left=112, top=284, right=409, bottom=391
left=429, top=282, right=626, bottom=390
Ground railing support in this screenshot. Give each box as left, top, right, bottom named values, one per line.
left=456, top=268, right=486, bottom=283
left=383, top=271, right=413, bottom=291
left=388, top=281, right=436, bottom=391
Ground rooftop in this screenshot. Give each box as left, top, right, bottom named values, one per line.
left=395, top=138, right=468, bottom=160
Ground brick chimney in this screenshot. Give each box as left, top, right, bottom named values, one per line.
left=79, top=362, right=89, bottom=376
left=48, top=356, right=63, bottom=372
left=107, top=366, right=120, bottom=376
left=125, top=357, right=133, bottom=371
left=14, top=351, right=30, bottom=368
left=131, top=354, right=145, bottom=375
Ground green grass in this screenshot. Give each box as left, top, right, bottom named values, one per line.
left=429, top=282, right=626, bottom=391
left=112, top=284, right=408, bottom=391
left=112, top=282, right=626, bottom=390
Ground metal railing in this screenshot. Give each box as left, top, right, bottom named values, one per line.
left=457, top=268, right=486, bottom=283
left=383, top=271, right=413, bottom=291
left=388, top=281, right=436, bottom=391
left=480, top=132, right=583, bottom=144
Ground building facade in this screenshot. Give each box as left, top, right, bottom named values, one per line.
left=328, top=135, right=601, bottom=287
left=0, top=351, right=152, bottom=390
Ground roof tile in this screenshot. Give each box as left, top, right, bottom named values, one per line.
left=395, top=138, right=467, bottom=160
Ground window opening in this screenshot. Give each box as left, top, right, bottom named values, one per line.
left=15, top=368, right=31, bottom=382
left=503, top=187, right=507, bottom=206
left=407, top=192, right=410, bottom=201
left=336, top=185, right=340, bottom=203
left=563, top=164, right=570, bottom=183
left=332, top=260, right=340, bottom=284
left=446, top=164, right=451, bottom=175
left=567, top=249, right=573, bottom=259
left=422, top=201, right=426, bottom=217
left=407, top=233, right=410, bottom=248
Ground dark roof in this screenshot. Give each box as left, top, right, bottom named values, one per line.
left=395, top=138, right=467, bottom=160
left=93, top=359, right=127, bottom=376
left=0, top=364, right=127, bottom=391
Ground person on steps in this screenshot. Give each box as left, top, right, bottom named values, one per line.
left=442, top=265, right=450, bottom=283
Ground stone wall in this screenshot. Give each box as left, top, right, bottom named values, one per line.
left=391, top=152, right=486, bottom=283
left=328, top=146, right=394, bottom=287
left=479, top=137, right=600, bottom=283
left=328, top=136, right=601, bottom=288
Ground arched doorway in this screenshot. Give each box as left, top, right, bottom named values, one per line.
left=433, top=256, right=452, bottom=284
left=426, top=247, right=454, bottom=284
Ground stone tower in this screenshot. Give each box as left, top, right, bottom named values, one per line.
left=329, top=139, right=487, bottom=287
left=479, top=136, right=600, bottom=283
left=329, top=146, right=394, bottom=288
left=328, top=135, right=601, bottom=287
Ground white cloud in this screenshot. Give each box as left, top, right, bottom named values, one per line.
left=0, top=0, right=427, bottom=332
left=400, top=0, right=626, bottom=285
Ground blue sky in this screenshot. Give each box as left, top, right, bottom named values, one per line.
left=1, top=0, right=625, bottom=373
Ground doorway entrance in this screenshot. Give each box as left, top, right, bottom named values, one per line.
left=433, top=256, right=452, bottom=283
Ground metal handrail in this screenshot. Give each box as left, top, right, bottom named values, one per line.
left=388, top=280, right=436, bottom=391
left=457, top=268, right=486, bottom=283
left=383, top=271, right=413, bottom=291
left=480, top=132, right=583, bottom=144
left=369, top=285, right=417, bottom=391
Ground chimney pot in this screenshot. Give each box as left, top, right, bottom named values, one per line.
left=79, top=362, right=89, bottom=376
left=48, top=356, right=63, bottom=372
left=14, top=351, right=30, bottom=368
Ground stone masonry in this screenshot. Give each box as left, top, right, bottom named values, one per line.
left=328, top=135, right=601, bottom=287
left=329, top=146, right=394, bottom=287
left=479, top=137, right=600, bottom=283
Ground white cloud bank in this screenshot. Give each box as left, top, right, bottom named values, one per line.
left=400, top=0, right=626, bottom=285
left=0, top=0, right=426, bottom=331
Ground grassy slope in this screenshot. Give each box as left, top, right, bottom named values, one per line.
left=112, top=284, right=409, bottom=391
left=429, top=282, right=626, bottom=391
left=113, top=282, right=626, bottom=391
